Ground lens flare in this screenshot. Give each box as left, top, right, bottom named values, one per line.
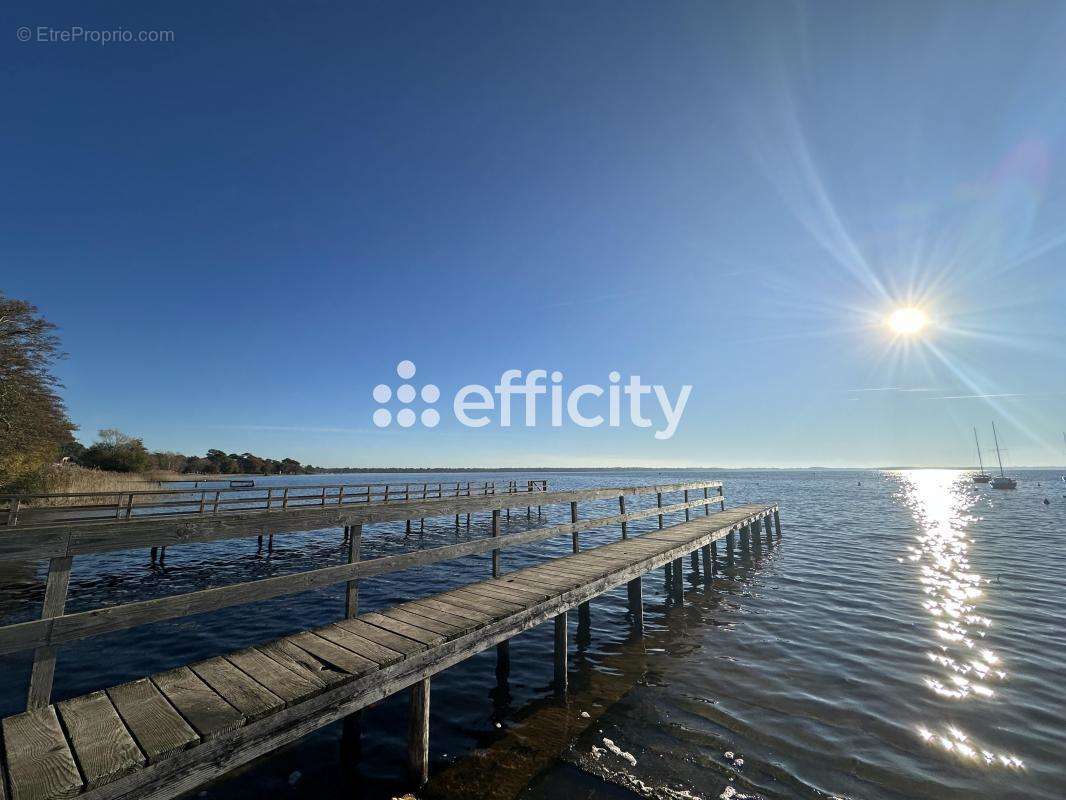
left=887, top=307, right=930, bottom=335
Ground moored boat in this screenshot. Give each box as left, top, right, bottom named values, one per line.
left=990, top=421, right=1016, bottom=490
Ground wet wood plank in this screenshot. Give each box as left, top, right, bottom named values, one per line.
left=56, top=691, right=145, bottom=789
left=1, top=705, right=83, bottom=800
left=189, top=657, right=284, bottom=721
left=151, top=667, right=244, bottom=739
left=106, top=678, right=199, bottom=763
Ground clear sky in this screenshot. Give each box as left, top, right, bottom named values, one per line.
left=3, top=2, right=1065, bottom=468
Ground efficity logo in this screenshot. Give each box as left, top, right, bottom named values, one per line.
left=372, top=360, right=691, bottom=440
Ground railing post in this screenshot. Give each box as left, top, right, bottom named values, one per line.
left=125, top=493, right=135, bottom=520
left=6, top=497, right=20, bottom=526
left=718, top=484, right=725, bottom=510
left=491, top=510, right=501, bottom=578
left=213, top=490, right=221, bottom=513
left=266, top=487, right=273, bottom=509
left=408, top=677, right=430, bottom=786
left=703, top=486, right=710, bottom=515
left=346, top=524, right=362, bottom=618
left=684, top=489, right=690, bottom=521
left=337, top=485, right=345, bottom=506
left=27, top=555, right=73, bottom=710
left=282, top=487, right=290, bottom=509
left=657, top=492, right=663, bottom=529
left=570, top=502, right=579, bottom=552
left=115, top=493, right=125, bottom=519
left=618, top=495, right=628, bottom=539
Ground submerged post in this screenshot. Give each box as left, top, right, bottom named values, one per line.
left=554, top=612, right=568, bottom=695
left=408, top=677, right=430, bottom=786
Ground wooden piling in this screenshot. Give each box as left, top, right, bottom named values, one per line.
left=764, top=514, right=773, bottom=545
left=657, top=492, right=664, bottom=528
left=710, top=541, right=718, bottom=573
left=554, top=612, right=568, bottom=694
left=408, top=677, right=430, bottom=786
left=492, top=510, right=501, bottom=578
left=684, top=490, right=691, bottom=521
left=346, top=524, right=362, bottom=618
left=774, top=509, right=782, bottom=538
left=267, top=532, right=274, bottom=553
left=701, top=544, right=712, bottom=582
left=727, top=531, right=735, bottom=567
left=150, top=547, right=158, bottom=565
left=627, top=577, right=643, bottom=631
left=619, top=495, right=628, bottom=539
left=496, top=640, right=510, bottom=681
left=672, top=557, right=684, bottom=602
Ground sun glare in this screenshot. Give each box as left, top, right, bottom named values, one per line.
left=888, top=307, right=930, bottom=335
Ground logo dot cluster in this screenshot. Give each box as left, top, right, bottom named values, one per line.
left=372, top=360, right=440, bottom=428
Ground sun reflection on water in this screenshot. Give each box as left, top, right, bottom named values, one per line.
left=896, top=470, right=1024, bottom=770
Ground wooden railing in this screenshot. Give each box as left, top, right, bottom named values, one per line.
left=0, top=480, right=725, bottom=711
left=0, top=479, right=549, bottom=527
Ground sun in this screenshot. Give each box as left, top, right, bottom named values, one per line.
left=887, top=307, right=930, bottom=335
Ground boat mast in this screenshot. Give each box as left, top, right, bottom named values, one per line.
left=973, top=426, right=986, bottom=473
left=991, top=421, right=1006, bottom=477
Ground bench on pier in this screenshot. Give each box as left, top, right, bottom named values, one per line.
left=0, top=481, right=779, bottom=800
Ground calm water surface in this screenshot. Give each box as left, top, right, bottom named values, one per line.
left=1, top=469, right=1063, bottom=799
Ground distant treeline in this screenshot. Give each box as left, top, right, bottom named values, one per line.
left=63, top=430, right=318, bottom=475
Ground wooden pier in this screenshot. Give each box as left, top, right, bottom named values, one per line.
left=0, top=480, right=780, bottom=800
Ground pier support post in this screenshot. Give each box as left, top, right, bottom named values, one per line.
left=627, top=577, right=643, bottom=632
left=554, top=613, right=568, bottom=695
left=774, top=509, right=781, bottom=539
left=256, top=535, right=263, bottom=553
left=672, top=557, right=684, bottom=603
left=710, top=541, right=718, bottom=574
left=346, top=524, right=362, bottom=618
left=159, top=546, right=167, bottom=566
left=267, top=532, right=274, bottom=554
left=701, top=545, right=712, bottom=584
left=341, top=710, right=362, bottom=765
left=764, top=515, right=773, bottom=546
left=406, top=519, right=412, bottom=536
left=150, top=547, right=158, bottom=565
left=492, top=510, right=501, bottom=578
left=690, top=550, right=700, bottom=574
left=727, top=531, right=735, bottom=568
left=408, top=677, right=430, bottom=786
left=496, top=640, right=510, bottom=682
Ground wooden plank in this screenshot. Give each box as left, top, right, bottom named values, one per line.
left=189, top=657, right=284, bottom=721
left=397, top=601, right=485, bottom=630
left=56, top=691, right=145, bottom=789
left=223, top=649, right=320, bottom=706
left=359, top=612, right=445, bottom=647
left=106, top=679, right=198, bottom=764
left=379, top=607, right=466, bottom=638
left=1, top=705, right=83, bottom=800
left=287, top=632, right=378, bottom=676
left=312, top=624, right=404, bottom=668
left=405, top=597, right=497, bottom=626
left=334, top=618, right=428, bottom=658
left=437, top=589, right=521, bottom=617
left=257, top=641, right=347, bottom=688
left=150, top=667, right=244, bottom=739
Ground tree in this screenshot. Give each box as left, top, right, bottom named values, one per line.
left=0, top=294, right=77, bottom=487
left=81, top=429, right=151, bottom=473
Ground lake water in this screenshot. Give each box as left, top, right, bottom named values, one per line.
left=1, top=469, right=1063, bottom=800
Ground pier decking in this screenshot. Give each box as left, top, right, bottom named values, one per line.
left=0, top=480, right=779, bottom=800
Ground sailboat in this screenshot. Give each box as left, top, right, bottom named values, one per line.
left=971, top=426, right=991, bottom=483
left=990, top=421, right=1017, bottom=490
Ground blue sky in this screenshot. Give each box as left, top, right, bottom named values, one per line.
left=2, top=1, right=1064, bottom=467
